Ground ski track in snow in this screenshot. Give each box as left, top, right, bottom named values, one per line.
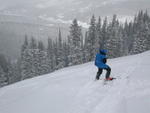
left=0, top=51, right=150, bottom=113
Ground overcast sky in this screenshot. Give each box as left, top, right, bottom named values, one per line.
left=0, top=0, right=150, bottom=25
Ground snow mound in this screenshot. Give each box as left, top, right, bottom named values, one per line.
left=0, top=51, right=150, bottom=113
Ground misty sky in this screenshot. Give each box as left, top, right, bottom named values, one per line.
left=0, top=0, right=150, bottom=25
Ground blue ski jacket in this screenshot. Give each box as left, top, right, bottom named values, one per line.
left=95, top=52, right=108, bottom=69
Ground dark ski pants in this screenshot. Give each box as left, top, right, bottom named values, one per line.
left=96, top=67, right=111, bottom=80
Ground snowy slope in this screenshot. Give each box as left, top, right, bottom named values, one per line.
left=0, top=51, right=150, bottom=113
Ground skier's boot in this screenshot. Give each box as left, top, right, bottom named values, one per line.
left=105, top=77, right=114, bottom=81
left=95, top=76, right=99, bottom=80
left=95, top=73, right=100, bottom=80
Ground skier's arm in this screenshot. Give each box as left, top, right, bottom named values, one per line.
left=103, top=55, right=107, bottom=64
left=103, top=58, right=107, bottom=64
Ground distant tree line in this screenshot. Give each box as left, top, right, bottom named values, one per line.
left=0, top=10, right=150, bottom=87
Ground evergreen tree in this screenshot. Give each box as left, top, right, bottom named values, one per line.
left=0, top=54, right=9, bottom=85
left=105, top=15, right=123, bottom=58
left=128, top=22, right=134, bottom=52
left=22, top=35, right=28, bottom=51
left=38, top=41, right=50, bottom=75
left=0, top=54, right=9, bottom=87
left=63, top=41, right=69, bottom=67
left=0, top=65, right=7, bottom=87
left=47, top=38, right=54, bottom=72
left=121, top=21, right=129, bottom=55
left=68, top=19, right=83, bottom=65
left=132, top=11, right=150, bottom=54
left=96, top=16, right=102, bottom=49
left=38, top=41, right=45, bottom=51
left=87, top=15, right=97, bottom=60
left=9, top=60, right=21, bottom=84
left=21, top=37, right=38, bottom=79
left=49, top=39, right=58, bottom=70
left=84, top=31, right=91, bottom=62
left=102, top=17, right=108, bottom=49
left=29, top=37, right=37, bottom=49
left=21, top=36, right=31, bottom=79
left=56, top=29, right=65, bottom=69
left=80, top=32, right=85, bottom=63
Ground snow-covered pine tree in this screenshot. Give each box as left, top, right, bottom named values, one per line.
left=21, top=35, right=28, bottom=52
left=28, top=37, right=38, bottom=77
left=0, top=65, right=7, bottom=87
left=20, top=35, right=29, bottom=79
left=120, top=21, right=128, bottom=56
left=118, top=25, right=124, bottom=57
left=84, top=31, right=91, bottom=62
left=83, top=31, right=90, bottom=63
left=47, top=38, right=54, bottom=72
left=148, top=21, right=150, bottom=50
left=56, top=29, right=65, bottom=69
left=63, top=41, right=69, bottom=67
left=101, top=17, right=108, bottom=49
left=87, top=15, right=97, bottom=61
left=37, top=41, right=50, bottom=75
left=131, top=11, right=150, bottom=54
left=53, top=39, right=59, bottom=70
left=38, top=41, right=45, bottom=51
left=96, top=16, right=102, bottom=49
left=143, top=10, right=150, bottom=50
left=0, top=54, right=9, bottom=82
left=68, top=19, right=83, bottom=65
left=67, top=35, right=73, bottom=66
left=127, top=22, right=134, bottom=53
left=9, top=60, right=21, bottom=84
left=21, top=37, right=50, bottom=79
left=21, top=36, right=39, bottom=79
left=80, top=31, right=85, bottom=63
left=105, top=15, right=123, bottom=58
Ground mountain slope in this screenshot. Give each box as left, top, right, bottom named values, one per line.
left=0, top=51, right=150, bottom=113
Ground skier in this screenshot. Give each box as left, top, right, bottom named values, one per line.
left=95, top=49, right=113, bottom=81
